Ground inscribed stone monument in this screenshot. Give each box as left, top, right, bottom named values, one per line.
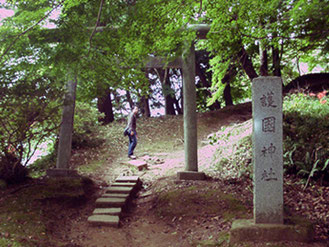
left=252, top=76, right=283, bottom=224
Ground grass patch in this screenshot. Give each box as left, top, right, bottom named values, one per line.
left=77, top=159, right=105, bottom=174
left=0, top=186, right=50, bottom=247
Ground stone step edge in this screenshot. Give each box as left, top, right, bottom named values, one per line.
left=101, top=193, right=130, bottom=198
left=93, top=207, right=122, bottom=216
left=115, top=176, right=141, bottom=184
left=89, top=176, right=141, bottom=228
left=95, top=197, right=127, bottom=208
left=111, top=182, right=136, bottom=187
left=88, top=215, right=120, bottom=227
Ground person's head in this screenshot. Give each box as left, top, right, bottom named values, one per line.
left=133, top=106, right=139, bottom=115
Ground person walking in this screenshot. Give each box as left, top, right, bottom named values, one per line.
left=126, top=106, right=138, bottom=159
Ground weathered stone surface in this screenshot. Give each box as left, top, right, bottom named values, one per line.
left=115, top=176, right=140, bottom=183
left=93, top=208, right=121, bottom=216
left=95, top=197, right=126, bottom=207
left=182, top=42, right=198, bottom=173
left=111, top=182, right=136, bottom=187
left=124, top=160, right=148, bottom=171
left=177, top=171, right=205, bottom=180
left=101, top=193, right=129, bottom=199
left=230, top=219, right=314, bottom=244
left=252, top=76, right=283, bottom=224
left=88, top=215, right=120, bottom=227
left=105, top=186, right=133, bottom=194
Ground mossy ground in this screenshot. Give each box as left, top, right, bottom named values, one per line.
left=0, top=177, right=96, bottom=247
left=154, top=184, right=248, bottom=220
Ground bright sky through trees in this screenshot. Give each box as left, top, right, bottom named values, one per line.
left=0, top=0, right=14, bottom=21
left=0, top=0, right=60, bottom=28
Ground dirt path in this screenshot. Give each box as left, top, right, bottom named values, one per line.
left=66, top=144, right=222, bottom=247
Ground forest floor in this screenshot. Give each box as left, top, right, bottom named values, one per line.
left=1, top=102, right=329, bottom=247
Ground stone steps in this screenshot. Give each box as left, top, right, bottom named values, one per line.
left=87, top=175, right=141, bottom=227
left=88, top=215, right=120, bottom=227
left=92, top=208, right=121, bottom=216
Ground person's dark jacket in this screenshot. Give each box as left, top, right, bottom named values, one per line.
left=127, top=111, right=137, bottom=132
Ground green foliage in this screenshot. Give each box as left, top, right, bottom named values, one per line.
left=0, top=60, right=62, bottom=182
left=1, top=0, right=328, bottom=119
left=202, top=0, right=329, bottom=103
left=283, top=93, right=329, bottom=184
left=72, top=101, right=106, bottom=149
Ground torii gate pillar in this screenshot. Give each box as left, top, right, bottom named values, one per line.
left=177, top=42, right=205, bottom=180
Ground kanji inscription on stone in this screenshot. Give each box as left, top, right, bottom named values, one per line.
left=262, top=116, right=276, bottom=133
left=261, top=143, right=276, bottom=158
left=261, top=168, right=278, bottom=181
left=252, top=76, right=283, bottom=224
left=260, top=91, right=277, bottom=108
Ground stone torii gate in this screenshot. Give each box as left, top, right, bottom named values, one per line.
left=48, top=24, right=210, bottom=180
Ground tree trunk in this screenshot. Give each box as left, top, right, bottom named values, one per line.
left=156, top=68, right=176, bottom=115
left=195, top=63, right=221, bottom=110
left=174, top=98, right=182, bottom=115
left=238, top=46, right=258, bottom=80
left=97, top=90, right=114, bottom=124
left=126, top=90, right=134, bottom=109
left=221, top=64, right=237, bottom=106
left=272, top=46, right=281, bottom=77
left=223, top=83, right=233, bottom=106
left=195, top=62, right=211, bottom=87
left=140, top=95, right=151, bottom=117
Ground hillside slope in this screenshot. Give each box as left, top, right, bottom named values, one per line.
left=1, top=101, right=328, bottom=247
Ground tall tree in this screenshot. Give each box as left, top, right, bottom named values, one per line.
left=154, top=68, right=177, bottom=115
left=97, top=89, right=114, bottom=124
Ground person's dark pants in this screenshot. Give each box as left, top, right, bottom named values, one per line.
left=128, top=130, right=137, bottom=156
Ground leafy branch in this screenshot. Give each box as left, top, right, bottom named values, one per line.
left=88, top=0, right=105, bottom=56
left=0, top=0, right=65, bottom=65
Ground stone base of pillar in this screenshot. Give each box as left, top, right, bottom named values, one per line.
left=177, top=171, right=205, bottom=180
left=47, top=168, right=78, bottom=177
left=230, top=219, right=314, bottom=244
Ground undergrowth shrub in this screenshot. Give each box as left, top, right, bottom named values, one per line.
left=283, top=93, right=329, bottom=184
left=209, top=92, right=329, bottom=184
left=72, top=102, right=106, bottom=149
left=28, top=102, right=107, bottom=178
left=208, top=120, right=253, bottom=179
left=0, top=153, right=28, bottom=184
